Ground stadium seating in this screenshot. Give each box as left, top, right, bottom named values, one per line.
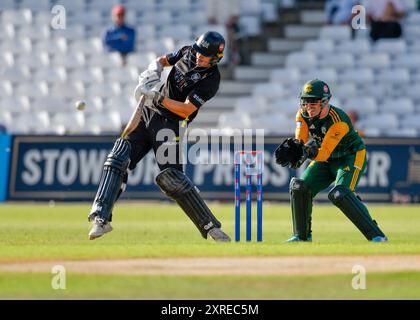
left=217, top=0, right=420, bottom=137
left=0, top=0, right=244, bottom=134
left=1, top=0, right=420, bottom=137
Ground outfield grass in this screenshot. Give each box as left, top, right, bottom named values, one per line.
left=0, top=203, right=419, bottom=261
left=1, top=272, right=419, bottom=299
left=0, top=203, right=419, bottom=299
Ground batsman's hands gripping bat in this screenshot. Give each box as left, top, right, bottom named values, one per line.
left=121, top=94, right=146, bottom=139
left=134, top=69, right=164, bottom=105
left=121, top=69, right=163, bottom=139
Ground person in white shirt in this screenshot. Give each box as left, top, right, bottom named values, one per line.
left=364, top=0, right=406, bottom=41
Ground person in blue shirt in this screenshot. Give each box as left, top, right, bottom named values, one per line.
left=103, top=4, right=136, bottom=65
left=325, top=0, right=359, bottom=25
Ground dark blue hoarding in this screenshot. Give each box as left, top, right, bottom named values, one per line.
left=7, top=135, right=420, bottom=202
left=0, top=134, right=12, bottom=202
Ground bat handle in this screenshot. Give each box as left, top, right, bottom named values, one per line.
left=120, top=95, right=146, bottom=139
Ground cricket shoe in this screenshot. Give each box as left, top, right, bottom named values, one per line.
left=285, top=234, right=312, bottom=243
left=208, top=228, right=231, bottom=242
left=89, top=217, right=113, bottom=240
left=371, top=236, right=388, bottom=242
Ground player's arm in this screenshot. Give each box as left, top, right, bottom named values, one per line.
left=152, top=46, right=188, bottom=72
left=312, top=122, right=349, bottom=162
left=156, top=55, right=171, bottom=68
left=162, top=78, right=218, bottom=119
left=295, top=111, right=309, bottom=143
left=159, top=46, right=189, bottom=68
left=161, top=98, right=197, bottom=118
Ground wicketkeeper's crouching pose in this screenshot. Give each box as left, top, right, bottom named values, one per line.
left=275, top=79, right=388, bottom=243
left=87, top=31, right=231, bottom=242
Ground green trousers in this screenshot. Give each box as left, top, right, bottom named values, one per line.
left=301, top=149, right=366, bottom=197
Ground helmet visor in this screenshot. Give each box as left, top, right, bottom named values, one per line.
left=192, top=43, right=212, bottom=57
left=300, top=97, right=322, bottom=106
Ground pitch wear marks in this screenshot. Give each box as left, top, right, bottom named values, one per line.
left=147, top=46, right=220, bottom=124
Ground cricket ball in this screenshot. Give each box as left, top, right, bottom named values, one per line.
left=75, top=100, right=86, bottom=111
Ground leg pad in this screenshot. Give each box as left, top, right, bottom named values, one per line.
left=156, top=168, right=221, bottom=238
left=289, top=178, right=312, bottom=240
left=328, top=185, right=386, bottom=240
left=89, top=138, right=131, bottom=223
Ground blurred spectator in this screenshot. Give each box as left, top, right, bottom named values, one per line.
left=103, top=4, right=136, bottom=66
left=365, top=0, right=406, bottom=41
left=325, top=0, right=359, bottom=25
left=207, top=0, right=242, bottom=65
left=0, top=124, right=6, bottom=134
left=347, top=109, right=365, bottom=138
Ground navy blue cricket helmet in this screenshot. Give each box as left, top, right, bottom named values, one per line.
left=192, top=31, right=225, bottom=65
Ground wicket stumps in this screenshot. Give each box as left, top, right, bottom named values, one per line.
left=234, top=150, right=263, bottom=242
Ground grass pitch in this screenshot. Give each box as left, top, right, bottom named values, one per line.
left=0, top=202, right=419, bottom=299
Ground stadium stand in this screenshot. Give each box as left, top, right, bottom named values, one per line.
left=218, top=0, right=420, bottom=137
left=0, top=0, right=419, bottom=137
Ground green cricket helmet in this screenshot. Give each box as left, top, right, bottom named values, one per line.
left=299, top=79, right=332, bottom=120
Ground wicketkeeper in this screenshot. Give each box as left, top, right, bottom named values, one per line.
left=88, top=31, right=231, bottom=242
left=274, top=79, right=388, bottom=242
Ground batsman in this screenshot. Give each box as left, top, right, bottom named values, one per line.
left=275, top=79, right=388, bottom=242
left=87, top=31, right=231, bottom=242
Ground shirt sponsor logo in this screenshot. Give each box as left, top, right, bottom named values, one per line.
left=193, top=94, right=205, bottom=105
left=191, top=73, right=201, bottom=82
left=201, top=40, right=210, bottom=48
left=169, top=50, right=179, bottom=59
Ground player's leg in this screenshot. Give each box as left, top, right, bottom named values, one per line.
left=108, top=125, right=152, bottom=221
left=152, top=118, right=230, bottom=242
left=328, top=150, right=388, bottom=241
left=155, top=167, right=230, bottom=241
left=287, top=161, right=335, bottom=242
left=88, top=121, right=152, bottom=239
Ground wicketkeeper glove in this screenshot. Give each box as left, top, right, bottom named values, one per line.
left=274, top=138, right=303, bottom=168
left=293, top=140, right=319, bottom=169
left=274, top=138, right=319, bottom=169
